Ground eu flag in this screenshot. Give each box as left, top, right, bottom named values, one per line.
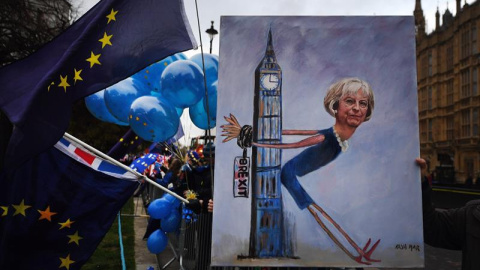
left=107, top=128, right=143, bottom=160
left=0, top=136, right=140, bottom=269
left=0, top=0, right=197, bottom=168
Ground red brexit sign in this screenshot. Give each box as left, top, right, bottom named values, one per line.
left=233, top=157, right=249, bottom=198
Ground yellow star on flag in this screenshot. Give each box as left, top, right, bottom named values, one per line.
left=47, top=81, right=55, bottom=92
left=106, top=9, right=118, bottom=24
left=12, top=200, right=31, bottom=216
left=58, top=75, right=70, bottom=93
left=73, top=68, right=83, bottom=84
left=86, top=52, right=101, bottom=68
left=59, top=218, right=75, bottom=230
left=99, top=32, right=113, bottom=48
left=67, top=231, right=83, bottom=246
left=1, top=206, right=8, bottom=217
left=59, top=254, right=75, bottom=270
left=38, top=206, right=57, bottom=222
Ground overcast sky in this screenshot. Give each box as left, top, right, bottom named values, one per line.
left=79, top=0, right=474, bottom=56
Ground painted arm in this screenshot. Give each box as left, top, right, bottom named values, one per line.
left=282, top=130, right=319, bottom=136
left=253, top=134, right=325, bottom=149
left=221, top=114, right=323, bottom=149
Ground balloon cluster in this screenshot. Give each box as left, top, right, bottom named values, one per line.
left=84, top=52, right=219, bottom=142
left=146, top=193, right=182, bottom=254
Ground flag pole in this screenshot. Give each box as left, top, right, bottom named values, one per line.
left=64, top=132, right=189, bottom=204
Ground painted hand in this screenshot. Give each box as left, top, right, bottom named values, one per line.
left=221, top=114, right=242, bottom=142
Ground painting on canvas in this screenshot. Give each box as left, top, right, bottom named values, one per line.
left=212, top=16, right=423, bottom=268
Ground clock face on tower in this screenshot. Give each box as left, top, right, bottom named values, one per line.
left=260, top=73, right=280, bottom=90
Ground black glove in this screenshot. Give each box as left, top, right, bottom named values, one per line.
left=186, top=199, right=202, bottom=214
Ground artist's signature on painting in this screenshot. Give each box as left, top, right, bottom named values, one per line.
left=395, top=244, right=421, bottom=252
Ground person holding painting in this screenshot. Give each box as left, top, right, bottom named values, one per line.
left=416, top=158, right=480, bottom=270
left=222, top=77, right=379, bottom=265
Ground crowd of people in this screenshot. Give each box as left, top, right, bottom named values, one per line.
left=122, top=144, right=215, bottom=214
left=125, top=144, right=215, bottom=243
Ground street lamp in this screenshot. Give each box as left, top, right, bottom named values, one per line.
left=205, top=21, right=218, bottom=54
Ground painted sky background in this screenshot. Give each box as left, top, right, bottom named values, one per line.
left=212, top=16, right=423, bottom=268
left=77, top=0, right=475, bottom=140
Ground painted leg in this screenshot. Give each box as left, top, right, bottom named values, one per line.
left=307, top=205, right=371, bottom=265
left=310, top=203, right=381, bottom=263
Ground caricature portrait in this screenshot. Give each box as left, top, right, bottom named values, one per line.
left=212, top=16, right=423, bottom=268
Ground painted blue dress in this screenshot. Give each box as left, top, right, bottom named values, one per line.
left=281, top=127, right=343, bottom=209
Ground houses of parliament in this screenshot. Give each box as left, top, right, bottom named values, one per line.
left=415, top=0, right=480, bottom=183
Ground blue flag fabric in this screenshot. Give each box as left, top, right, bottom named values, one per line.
left=107, top=128, right=144, bottom=160
left=0, top=136, right=140, bottom=269
left=0, top=0, right=197, bottom=168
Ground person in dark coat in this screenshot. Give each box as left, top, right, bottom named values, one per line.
left=416, top=158, right=480, bottom=270
left=183, top=150, right=213, bottom=214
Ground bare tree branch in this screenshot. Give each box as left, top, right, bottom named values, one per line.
left=0, top=0, right=79, bottom=66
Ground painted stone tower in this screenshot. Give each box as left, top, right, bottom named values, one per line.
left=249, top=29, right=285, bottom=257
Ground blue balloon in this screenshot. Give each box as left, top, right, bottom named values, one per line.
left=147, top=229, right=168, bottom=254
left=149, top=89, right=183, bottom=117
left=84, top=90, right=128, bottom=126
left=190, top=53, right=219, bottom=87
left=104, top=77, right=149, bottom=124
left=148, top=198, right=172, bottom=219
left=162, top=193, right=181, bottom=208
left=173, top=52, right=188, bottom=60
left=175, top=107, right=184, bottom=117
left=129, top=96, right=180, bottom=142
left=149, top=89, right=183, bottom=118
left=188, top=94, right=217, bottom=130
left=161, top=209, right=181, bottom=233
left=203, top=81, right=217, bottom=122
left=132, top=56, right=178, bottom=92
left=160, top=60, right=205, bottom=108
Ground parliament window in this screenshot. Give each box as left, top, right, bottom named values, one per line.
left=446, top=79, right=454, bottom=105
left=420, top=88, right=427, bottom=111
left=472, top=25, right=477, bottom=54
left=462, top=29, right=471, bottom=59
left=428, top=51, right=432, bottom=76
left=421, top=55, right=428, bottom=79
left=461, top=69, right=471, bottom=98
left=462, top=110, right=471, bottom=137
left=473, top=108, right=479, bottom=136
left=420, top=120, right=427, bottom=141
left=437, top=84, right=442, bottom=107
left=428, top=119, right=433, bottom=141
left=447, top=116, right=454, bottom=140
left=446, top=45, right=454, bottom=71
left=428, top=86, right=433, bottom=109
left=473, top=67, right=478, bottom=96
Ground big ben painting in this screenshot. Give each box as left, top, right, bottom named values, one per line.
left=212, top=16, right=424, bottom=268
left=248, top=29, right=285, bottom=258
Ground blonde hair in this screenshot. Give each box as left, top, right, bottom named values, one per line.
left=323, top=77, right=375, bottom=122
